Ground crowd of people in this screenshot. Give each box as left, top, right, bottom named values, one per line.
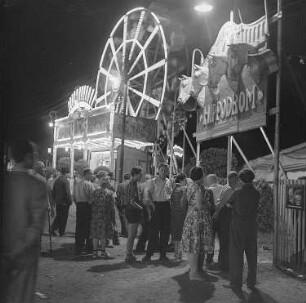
left=2, top=139, right=261, bottom=303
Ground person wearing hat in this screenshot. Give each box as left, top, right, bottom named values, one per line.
left=73, top=168, right=95, bottom=255
left=225, top=168, right=260, bottom=291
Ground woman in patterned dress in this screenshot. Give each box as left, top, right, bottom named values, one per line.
left=181, top=166, right=215, bottom=280
left=171, top=173, right=187, bottom=260
left=90, top=171, right=116, bottom=258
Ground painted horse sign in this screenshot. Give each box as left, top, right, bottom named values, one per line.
left=177, top=15, right=278, bottom=141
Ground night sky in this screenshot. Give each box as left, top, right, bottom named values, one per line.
left=2, top=0, right=305, bottom=162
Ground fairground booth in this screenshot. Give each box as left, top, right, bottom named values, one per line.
left=177, top=7, right=305, bottom=277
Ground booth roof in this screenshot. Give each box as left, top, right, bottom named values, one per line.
left=248, top=143, right=306, bottom=180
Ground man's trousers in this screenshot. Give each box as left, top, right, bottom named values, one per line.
left=229, top=221, right=257, bottom=289
left=75, top=202, right=92, bottom=253
left=146, top=201, right=171, bottom=258
left=51, top=204, right=70, bottom=236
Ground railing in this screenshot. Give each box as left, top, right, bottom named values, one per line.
left=275, top=179, right=306, bottom=277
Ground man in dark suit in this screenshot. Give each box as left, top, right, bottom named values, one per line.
left=51, top=166, right=72, bottom=236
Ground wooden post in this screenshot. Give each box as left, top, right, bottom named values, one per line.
left=119, top=84, right=128, bottom=183
left=260, top=127, right=286, bottom=177
left=196, top=142, right=200, bottom=166
left=232, top=137, right=254, bottom=172
left=109, top=103, right=116, bottom=175
left=182, top=120, right=186, bottom=172
left=52, top=146, right=57, bottom=169
left=227, top=136, right=233, bottom=176
left=273, top=0, right=282, bottom=264
left=70, top=146, right=75, bottom=179
left=181, top=125, right=197, bottom=158
left=170, top=98, right=177, bottom=178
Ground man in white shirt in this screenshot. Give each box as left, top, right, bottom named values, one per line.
left=142, top=163, right=173, bottom=262
left=73, top=168, right=95, bottom=255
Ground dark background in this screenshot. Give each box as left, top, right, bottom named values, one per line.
left=1, top=0, right=305, bottom=164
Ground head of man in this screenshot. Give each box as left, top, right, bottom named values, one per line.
left=96, top=170, right=110, bottom=185
left=238, top=169, right=255, bottom=184
left=189, top=166, right=204, bottom=184
left=158, top=163, right=169, bottom=180
left=60, top=167, right=70, bottom=176
left=130, top=166, right=143, bottom=182
left=10, top=139, right=36, bottom=169
left=227, top=171, right=238, bottom=189
left=83, top=168, right=93, bottom=181
left=206, top=174, right=218, bottom=186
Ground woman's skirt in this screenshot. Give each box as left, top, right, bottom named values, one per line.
left=181, top=207, right=214, bottom=254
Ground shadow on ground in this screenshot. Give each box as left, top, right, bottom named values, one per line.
left=245, top=289, right=280, bottom=303
left=41, top=243, right=106, bottom=262
left=88, top=259, right=188, bottom=273
left=172, top=272, right=217, bottom=303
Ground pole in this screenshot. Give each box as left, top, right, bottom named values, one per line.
left=260, top=127, right=286, bottom=177
left=180, top=125, right=197, bottom=158
left=227, top=136, right=233, bottom=176
left=119, top=84, right=128, bottom=183
left=232, top=136, right=254, bottom=172
left=273, top=0, right=282, bottom=264
left=182, top=120, right=186, bottom=172
left=170, top=99, right=177, bottom=178
left=196, top=142, right=200, bottom=166
left=109, top=102, right=116, bottom=175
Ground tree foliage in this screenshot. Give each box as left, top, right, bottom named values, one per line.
left=184, top=148, right=238, bottom=178
left=254, top=179, right=274, bottom=233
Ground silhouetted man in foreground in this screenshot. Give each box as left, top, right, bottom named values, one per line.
left=2, top=140, right=48, bottom=303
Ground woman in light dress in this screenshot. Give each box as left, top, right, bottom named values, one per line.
left=181, top=166, right=215, bottom=280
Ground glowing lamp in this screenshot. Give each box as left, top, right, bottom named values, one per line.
left=194, top=2, right=214, bottom=12
left=47, top=148, right=52, bottom=154
left=49, top=122, right=54, bottom=128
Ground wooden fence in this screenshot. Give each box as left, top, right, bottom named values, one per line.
left=275, top=179, right=306, bottom=277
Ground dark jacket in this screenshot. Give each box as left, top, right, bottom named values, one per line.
left=228, top=183, right=260, bottom=223
left=52, top=175, right=72, bottom=206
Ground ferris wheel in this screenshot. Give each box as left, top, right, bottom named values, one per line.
left=95, top=7, right=168, bottom=120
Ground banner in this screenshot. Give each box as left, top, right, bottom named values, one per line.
left=191, top=16, right=277, bottom=142
left=195, top=70, right=267, bottom=141
left=113, top=114, right=157, bottom=143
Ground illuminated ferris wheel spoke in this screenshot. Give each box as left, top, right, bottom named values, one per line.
left=96, top=91, right=111, bottom=105
left=109, top=37, right=121, bottom=72
left=129, top=59, right=165, bottom=81
left=128, top=25, right=159, bottom=76
left=128, top=47, right=144, bottom=76
left=129, top=87, right=160, bottom=107
left=122, top=16, right=128, bottom=66
left=99, top=66, right=113, bottom=79
left=128, top=10, right=145, bottom=61
left=126, top=94, right=136, bottom=116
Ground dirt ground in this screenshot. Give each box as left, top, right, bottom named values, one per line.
left=35, top=232, right=306, bottom=303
